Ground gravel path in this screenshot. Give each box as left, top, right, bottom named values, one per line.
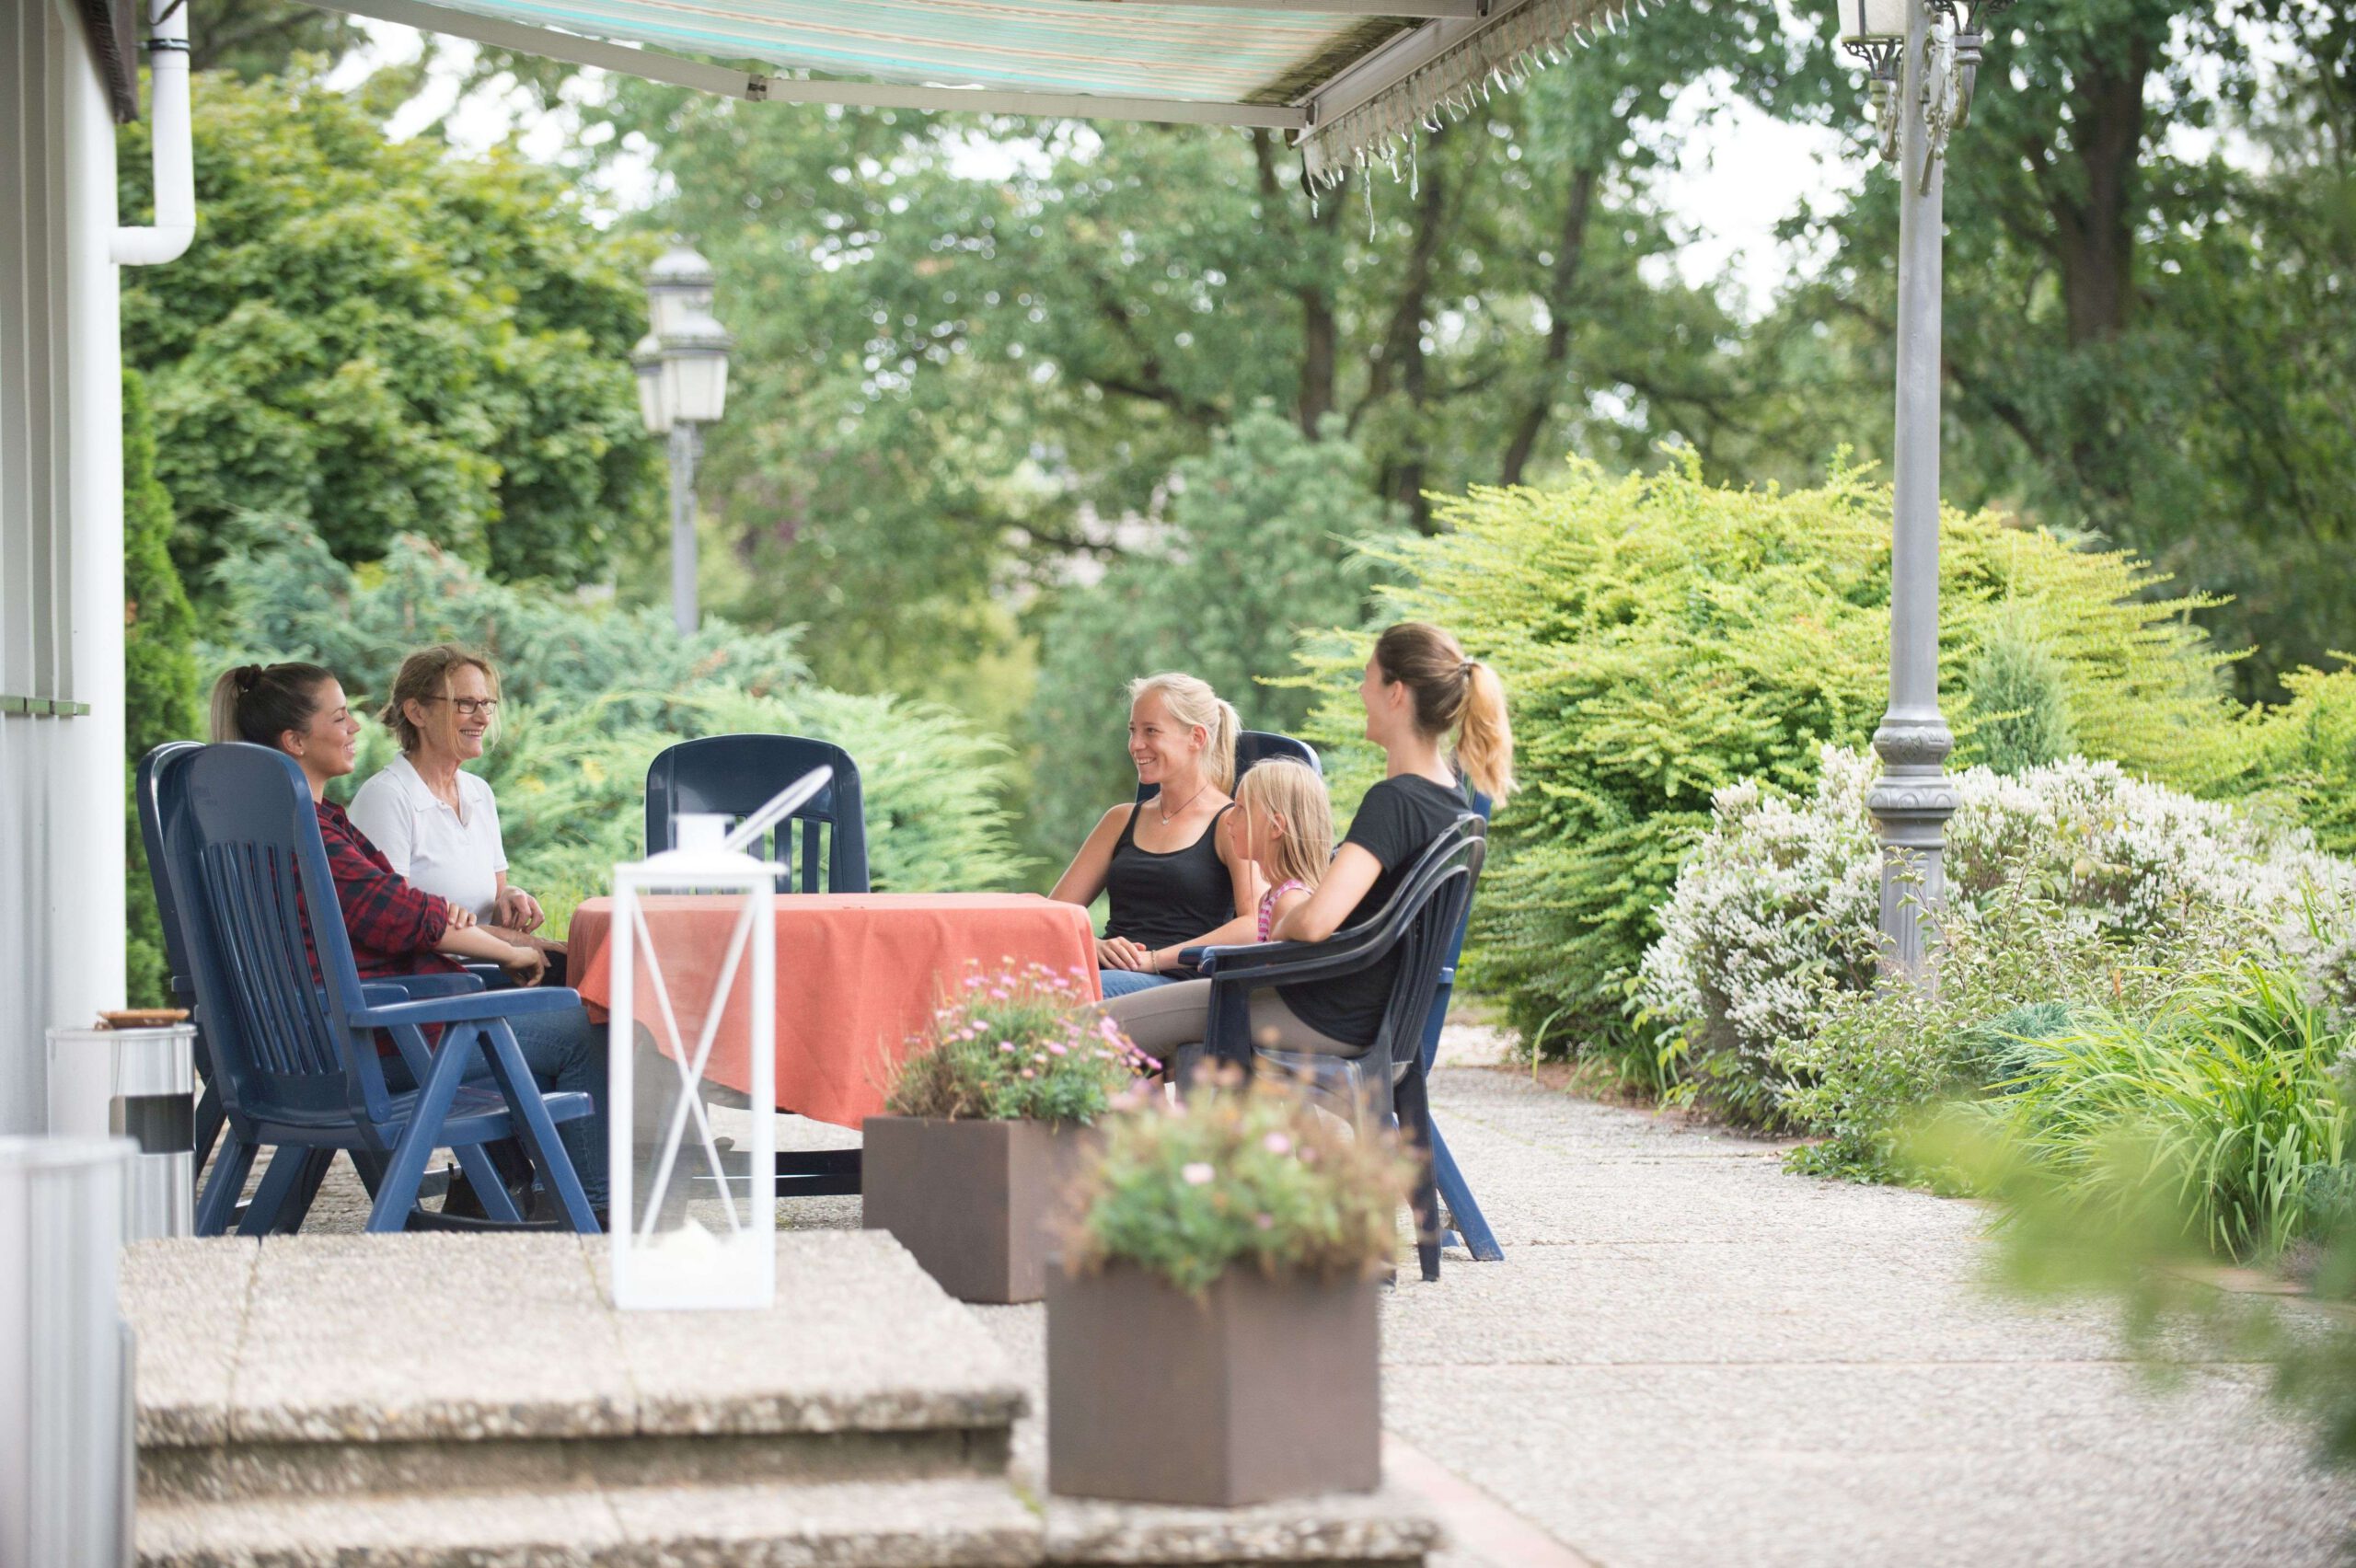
left=271, top=1026, right=2355, bottom=1564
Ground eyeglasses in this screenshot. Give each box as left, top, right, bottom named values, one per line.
left=426, top=696, right=501, bottom=717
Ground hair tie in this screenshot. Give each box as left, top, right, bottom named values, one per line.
left=235, top=665, right=262, bottom=693
left=1461, top=659, right=1476, bottom=678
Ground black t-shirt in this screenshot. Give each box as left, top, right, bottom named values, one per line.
left=1278, top=772, right=1471, bottom=1046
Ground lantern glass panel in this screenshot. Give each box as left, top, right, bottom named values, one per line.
left=671, top=351, right=729, bottom=425
left=634, top=356, right=672, bottom=435
left=1839, top=0, right=1911, bottom=42
left=607, top=826, right=779, bottom=1310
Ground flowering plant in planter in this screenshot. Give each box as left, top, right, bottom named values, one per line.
left=884, top=963, right=1154, bottom=1124
left=1062, top=1066, right=1415, bottom=1294
left=865, top=964, right=1151, bottom=1305
left=1046, top=1069, right=1416, bottom=1506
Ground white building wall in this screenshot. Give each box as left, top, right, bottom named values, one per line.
left=0, top=0, right=126, bottom=1133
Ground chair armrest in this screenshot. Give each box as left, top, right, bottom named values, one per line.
left=1192, top=922, right=1397, bottom=986
left=364, top=973, right=487, bottom=1001
left=354, top=986, right=583, bottom=1028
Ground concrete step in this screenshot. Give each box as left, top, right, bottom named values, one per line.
left=126, top=1232, right=1022, bottom=1504
left=138, top=1476, right=1043, bottom=1567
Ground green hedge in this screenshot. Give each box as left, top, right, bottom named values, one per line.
left=1301, top=455, right=2245, bottom=1058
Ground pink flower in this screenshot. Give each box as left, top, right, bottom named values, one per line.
left=999, top=1043, right=1016, bottom=1054
left=1181, top=1162, right=1214, bottom=1186
left=1261, top=1132, right=1291, bottom=1156
left=1047, top=1043, right=1067, bottom=1056
left=1020, top=1068, right=1035, bottom=1079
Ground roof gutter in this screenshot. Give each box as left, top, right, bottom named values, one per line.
left=112, top=0, right=194, bottom=267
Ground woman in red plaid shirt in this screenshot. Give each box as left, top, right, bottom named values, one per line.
left=210, top=663, right=609, bottom=1219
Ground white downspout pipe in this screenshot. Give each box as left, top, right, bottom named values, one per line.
left=111, top=0, right=193, bottom=267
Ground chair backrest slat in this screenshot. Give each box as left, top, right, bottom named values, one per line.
left=645, top=734, right=869, bottom=894
left=1369, top=817, right=1486, bottom=1067
left=135, top=742, right=202, bottom=1000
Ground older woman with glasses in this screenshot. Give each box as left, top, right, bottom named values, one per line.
left=348, top=643, right=564, bottom=983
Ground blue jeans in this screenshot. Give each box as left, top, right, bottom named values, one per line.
left=386, top=1004, right=609, bottom=1207
left=1099, top=967, right=1180, bottom=998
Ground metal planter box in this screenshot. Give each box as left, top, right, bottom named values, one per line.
left=860, top=1116, right=1092, bottom=1304
left=1045, top=1262, right=1381, bottom=1506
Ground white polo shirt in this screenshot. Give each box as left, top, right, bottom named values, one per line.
left=347, top=754, right=509, bottom=921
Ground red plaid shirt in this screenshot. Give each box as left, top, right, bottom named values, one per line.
left=311, top=800, right=465, bottom=984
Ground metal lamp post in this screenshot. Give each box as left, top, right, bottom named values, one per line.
left=1839, top=0, right=2015, bottom=980
left=635, top=246, right=733, bottom=637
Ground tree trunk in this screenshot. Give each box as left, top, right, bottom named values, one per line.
left=1254, top=131, right=1339, bottom=436
left=1500, top=165, right=1599, bottom=486
left=2051, top=34, right=2151, bottom=346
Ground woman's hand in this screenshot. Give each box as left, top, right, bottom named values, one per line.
left=502, top=942, right=549, bottom=987
left=1096, top=936, right=1155, bottom=972
left=445, top=904, right=478, bottom=930
left=495, top=885, right=544, bottom=933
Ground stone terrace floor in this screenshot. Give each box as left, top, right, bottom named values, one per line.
left=284, top=1027, right=2356, bottom=1566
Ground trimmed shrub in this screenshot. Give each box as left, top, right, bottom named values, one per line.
left=1299, top=454, right=2243, bottom=1059
left=203, top=520, right=1032, bottom=934
left=1958, top=610, right=2074, bottom=775
left=123, top=369, right=201, bottom=1007
left=2236, top=663, right=2356, bottom=859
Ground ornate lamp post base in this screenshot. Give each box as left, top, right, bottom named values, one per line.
left=1869, top=714, right=1957, bottom=978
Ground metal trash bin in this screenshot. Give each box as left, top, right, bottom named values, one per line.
left=47, top=1026, right=196, bottom=1241
left=0, top=1136, right=135, bottom=1568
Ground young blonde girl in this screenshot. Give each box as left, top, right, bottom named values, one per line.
left=1230, top=759, right=1334, bottom=943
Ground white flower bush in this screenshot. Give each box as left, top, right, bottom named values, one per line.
left=1638, top=745, right=2356, bottom=1122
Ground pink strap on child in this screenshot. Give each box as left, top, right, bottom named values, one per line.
left=1258, top=879, right=1308, bottom=942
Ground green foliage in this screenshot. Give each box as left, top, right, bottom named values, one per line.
left=884, top=965, right=1146, bottom=1123
left=1976, top=960, right=2352, bottom=1262
left=203, top=521, right=1033, bottom=934
left=1957, top=612, right=2076, bottom=775
left=123, top=370, right=200, bottom=1008
left=1302, top=455, right=2241, bottom=1058
left=121, top=67, right=655, bottom=589
left=2236, top=663, right=2356, bottom=859
left=1064, top=1070, right=1415, bottom=1296
left=1024, top=410, right=1401, bottom=861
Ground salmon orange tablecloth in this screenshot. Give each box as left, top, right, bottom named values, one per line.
left=569, top=893, right=1100, bottom=1129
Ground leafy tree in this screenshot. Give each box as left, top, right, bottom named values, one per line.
left=120, top=66, right=658, bottom=589
left=1023, top=410, right=1402, bottom=861
left=123, top=370, right=201, bottom=1007
left=184, top=0, right=359, bottom=78
left=1761, top=0, right=2356, bottom=698
left=584, top=5, right=1796, bottom=693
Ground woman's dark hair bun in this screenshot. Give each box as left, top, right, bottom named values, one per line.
left=234, top=664, right=263, bottom=693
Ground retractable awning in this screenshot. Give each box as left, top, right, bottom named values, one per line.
left=314, top=0, right=1637, bottom=184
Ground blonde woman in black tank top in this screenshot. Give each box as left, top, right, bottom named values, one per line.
left=1048, top=674, right=1265, bottom=1000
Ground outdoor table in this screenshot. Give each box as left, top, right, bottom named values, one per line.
left=568, top=892, right=1100, bottom=1130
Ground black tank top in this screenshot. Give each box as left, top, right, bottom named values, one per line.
left=1103, top=802, right=1237, bottom=958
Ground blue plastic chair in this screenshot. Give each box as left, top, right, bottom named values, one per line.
left=1136, top=730, right=1319, bottom=805
left=646, top=735, right=869, bottom=893
left=1419, top=791, right=1502, bottom=1262
left=158, top=744, right=600, bottom=1236
left=1187, top=815, right=1485, bottom=1281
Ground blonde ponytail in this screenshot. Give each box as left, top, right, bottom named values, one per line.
left=1456, top=660, right=1516, bottom=802
left=1128, top=672, right=1240, bottom=795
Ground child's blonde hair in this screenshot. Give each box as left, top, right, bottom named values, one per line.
left=1233, top=759, right=1334, bottom=893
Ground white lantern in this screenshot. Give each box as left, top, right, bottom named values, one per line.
left=1837, top=0, right=1912, bottom=45
left=606, top=770, right=829, bottom=1309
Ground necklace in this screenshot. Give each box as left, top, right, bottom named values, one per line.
left=1157, top=780, right=1210, bottom=824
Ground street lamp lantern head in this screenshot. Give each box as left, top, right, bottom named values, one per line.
left=657, top=305, right=733, bottom=426
left=646, top=244, right=718, bottom=337
left=1836, top=0, right=1911, bottom=45
left=631, top=332, right=673, bottom=435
